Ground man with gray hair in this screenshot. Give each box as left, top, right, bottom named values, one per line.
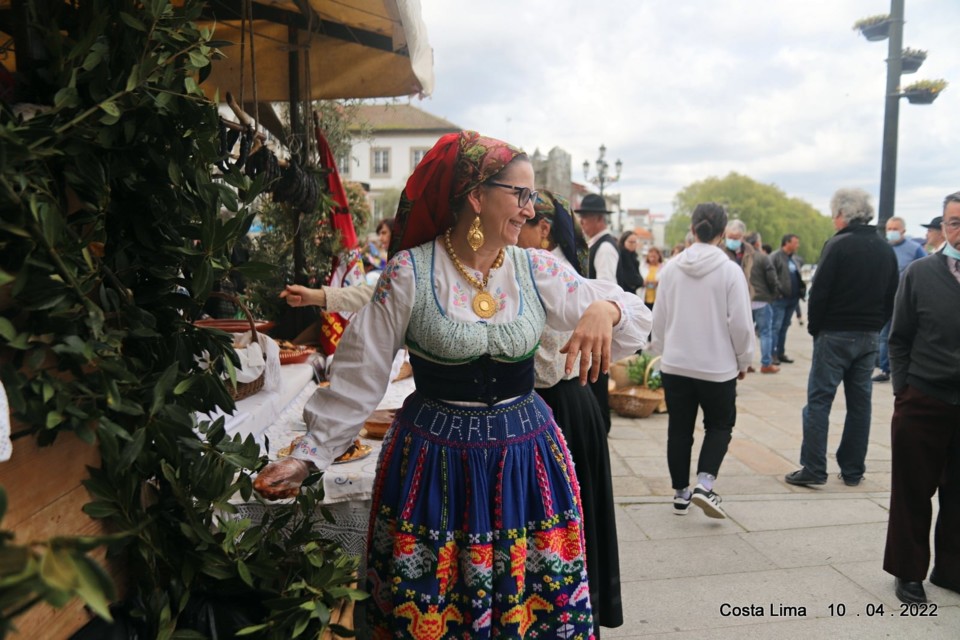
left=785, top=188, right=899, bottom=488
left=883, top=190, right=960, bottom=604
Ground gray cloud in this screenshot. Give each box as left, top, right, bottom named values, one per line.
left=415, top=0, right=960, bottom=231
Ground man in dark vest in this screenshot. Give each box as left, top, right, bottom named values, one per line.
left=576, top=193, right=618, bottom=432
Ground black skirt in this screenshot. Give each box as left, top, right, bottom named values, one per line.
left=538, top=378, right=624, bottom=631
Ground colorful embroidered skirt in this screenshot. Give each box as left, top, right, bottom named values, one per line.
left=366, top=391, right=595, bottom=639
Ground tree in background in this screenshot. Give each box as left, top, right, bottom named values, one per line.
left=665, top=172, right=835, bottom=264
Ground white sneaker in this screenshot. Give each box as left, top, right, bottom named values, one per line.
left=692, top=484, right=726, bottom=519
left=673, top=494, right=691, bottom=516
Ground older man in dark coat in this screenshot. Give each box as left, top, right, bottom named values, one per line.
left=785, top=188, right=899, bottom=489
left=883, top=191, right=960, bottom=605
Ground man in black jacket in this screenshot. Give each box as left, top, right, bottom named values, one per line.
left=770, top=234, right=805, bottom=364
left=883, top=191, right=960, bottom=605
left=785, top=188, right=899, bottom=488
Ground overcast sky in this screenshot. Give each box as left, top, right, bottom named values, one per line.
left=415, top=0, right=959, bottom=235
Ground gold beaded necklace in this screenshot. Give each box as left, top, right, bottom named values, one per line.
left=443, top=229, right=505, bottom=319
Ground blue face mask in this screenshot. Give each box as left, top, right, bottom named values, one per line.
left=725, top=238, right=742, bottom=252
left=943, top=243, right=960, bottom=260
left=886, top=230, right=902, bottom=243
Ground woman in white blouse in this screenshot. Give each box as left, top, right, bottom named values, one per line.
left=517, top=190, right=626, bottom=635
left=256, top=131, right=650, bottom=638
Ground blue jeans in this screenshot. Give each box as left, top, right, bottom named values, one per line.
left=752, top=304, right=774, bottom=366
left=800, top=330, right=878, bottom=481
left=772, top=297, right=800, bottom=358
left=876, top=319, right=891, bottom=374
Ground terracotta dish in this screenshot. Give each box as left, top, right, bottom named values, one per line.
left=361, top=409, right=396, bottom=439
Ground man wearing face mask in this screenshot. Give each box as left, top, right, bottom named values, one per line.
left=873, top=217, right=926, bottom=382
left=721, top=219, right=754, bottom=284
left=883, top=191, right=960, bottom=604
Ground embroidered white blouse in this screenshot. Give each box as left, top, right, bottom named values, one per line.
left=294, top=238, right=651, bottom=468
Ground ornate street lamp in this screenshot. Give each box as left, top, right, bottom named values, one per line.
left=582, top=144, right=622, bottom=196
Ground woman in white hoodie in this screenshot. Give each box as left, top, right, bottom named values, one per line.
left=650, top=203, right=754, bottom=519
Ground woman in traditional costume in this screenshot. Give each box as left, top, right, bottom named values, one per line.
left=257, top=131, right=650, bottom=638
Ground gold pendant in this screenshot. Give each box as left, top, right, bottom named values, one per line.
left=472, top=291, right=497, bottom=318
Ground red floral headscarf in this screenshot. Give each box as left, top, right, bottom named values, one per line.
left=390, top=131, right=525, bottom=255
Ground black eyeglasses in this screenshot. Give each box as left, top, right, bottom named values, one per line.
left=486, top=181, right=539, bottom=208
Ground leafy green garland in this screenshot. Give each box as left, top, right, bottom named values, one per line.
left=1, top=1, right=361, bottom=637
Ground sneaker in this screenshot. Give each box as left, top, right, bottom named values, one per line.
left=872, top=371, right=890, bottom=382
left=673, top=494, right=691, bottom=516
left=784, top=468, right=826, bottom=487
left=838, top=473, right=862, bottom=487
left=691, top=484, right=726, bottom=519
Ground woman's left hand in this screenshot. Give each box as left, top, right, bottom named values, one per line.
left=560, top=300, right=621, bottom=385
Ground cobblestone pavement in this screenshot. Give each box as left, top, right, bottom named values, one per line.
left=604, top=325, right=960, bottom=639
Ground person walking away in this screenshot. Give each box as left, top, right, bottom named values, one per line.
left=746, top=232, right=783, bottom=373
left=770, top=234, right=805, bottom=365
left=785, top=188, right=899, bottom=488
left=577, top=193, right=619, bottom=433
left=639, top=247, right=663, bottom=310
left=883, top=191, right=960, bottom=605
left=873, top=216, right=926, bottom=382
left=254, top=131, right=651, bottom=637
left=650, top=203, right=754, bottom=519
left=519, top=190, right=626, bottom=635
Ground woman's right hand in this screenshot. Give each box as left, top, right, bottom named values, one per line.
left=280, top=284, right=326, bottom=308
left=253, top=457, right=314, bottom=500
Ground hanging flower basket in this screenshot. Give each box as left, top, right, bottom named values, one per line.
left=853, top=15, right=891, bottom=42
left=900, top=48, right=927, bottom=74
left=903, top=90, right=938, bottom=104
left=902, top=79, right=948, bottom=105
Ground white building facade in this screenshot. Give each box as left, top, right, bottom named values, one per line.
left=340, top=104, right=460, bottom=220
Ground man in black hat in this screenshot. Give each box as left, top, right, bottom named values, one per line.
left=921, top=215, right=945, bottom=253
left=576, top=194, right=619, bottom=282
left=575, top=193, right=618, bottom=432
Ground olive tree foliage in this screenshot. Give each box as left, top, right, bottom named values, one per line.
left=0, top=1, right=361, bottom=637
left=665, top=172, right=836, bottom=263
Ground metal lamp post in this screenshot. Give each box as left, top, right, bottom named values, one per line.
left=583, top=144, right=623, bottom=230
left=858, top=0, right=945, bottom=231
left=582, top=144, right=622, bottom=196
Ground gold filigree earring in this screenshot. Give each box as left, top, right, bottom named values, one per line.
left=467, top=216, right=484, bottom=252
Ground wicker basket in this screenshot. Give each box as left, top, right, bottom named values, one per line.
left=609, top=356, right=665, bottom=419
left=206, top=292, right=266, bottom=401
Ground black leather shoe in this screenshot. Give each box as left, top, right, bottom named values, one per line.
left=930, top=568, right=960, bottom=595
left=838, top=473, right=862, bottom=487
left=785, top=468, right=826, bottom=486
left=778, top=354, right=795, bottom=364
left=895, top=578, right=927, bottom=604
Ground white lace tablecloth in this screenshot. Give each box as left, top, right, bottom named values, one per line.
left=233, top=376, right=416, bottom=559
left=261, top=376, right=416, bottom=505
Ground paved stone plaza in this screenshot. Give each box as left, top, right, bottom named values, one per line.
left=605, top=322, right=960, bottom=639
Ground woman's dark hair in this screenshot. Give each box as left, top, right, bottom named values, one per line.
left=691, top=202, right=728, bottom=242
left=376, top=217, right=395, bottom=234
left=617, top=230, right=637, bottom=251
